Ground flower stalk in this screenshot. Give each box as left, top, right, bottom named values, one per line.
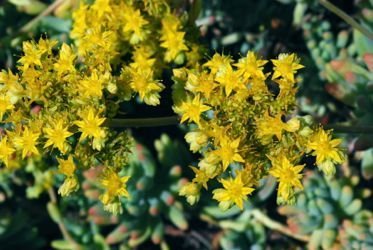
left=319, top=0, right=373, bottom=40
left=47, top=188, right=82, bottom=250
left=20, top=0, right=65, bottom=32
left=249, top=209, right=310, bottom=242
left=325, top=124, right=373, bottom=134
left=107, top=116, right=373, bottom=134
left=106, top=116, right=179, bottom=128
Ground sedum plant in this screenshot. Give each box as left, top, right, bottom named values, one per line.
left=0, top=0, right=200, bottom=214
left=279, top=171, right=373, bottom=249
left=0, top=0, right=346, bottom=222
left=48, top=134, right=193, bottom=249
left=174, top=52, right=345, bottom=209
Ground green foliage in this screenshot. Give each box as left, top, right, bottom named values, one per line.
left=60, top=134, right=194, bottom=248
left=279, top=172, right=373, bottom=249
left=274, top=0, right=373, bottom=178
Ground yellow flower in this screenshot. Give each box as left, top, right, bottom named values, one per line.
left=122, top=5, right=148, bottom=42
left=161, top=14, right=180, bottom=32
left=18, top=41, right=43, bottom=70
left=176, top=95, right=210, bottom=125
left=57, top=156, right=79, bottom=196
left=54, top=43, right=76, bottom=77
left=308, top=129, right=344, bottom=164
left=215, top=65, right=244, bottom=96
left=307, top=129, right=344, bottom=177
left=198, top=152, right=221, bottom=179
left=213, top=136, right=245, bottom=171
left=129, top=68, right=164, bottom=105
left=99, top=168, right=130, bottom=205
left=213, top=171, right=254, bottom=210
left=13, top=127, right=40, bottom=159
left=103, top=201, right=123, bottom=215
left=191, top=166, right=210, bottom=189
left=0, top=94, right=14, bottom=120
left=44, top=119, right=73, bottom=153
left=250, top=77, right=269, bottom=94
left=37, top=38, right=58, bottom=55
left=0, top=69, right=19, bottom=87
left=185, top=72, right=216, bottom=99
left=179, top=182, right=201, bottom=205
left=0, top=70, right=24, bottom=104
left=130, top=46, right=156, bottom=70
left=161, top=31, right=188, bottom=62
left=186, top=43, right=202, bottom=67
left=206, top=124, right=228, bottom=144
left=75, top=108, right=106, bottom=141
left=269, top=156, right=304, bottom=202
left=70, top=3, right=88, bottom=40
left=276, top=78, right=296, bottom=95
left=92, top=129, right=107, bottom=151
left=92, top=0, right=112, bottom=19
left=235, top=51, right=267, bottom=80
left=271, top=53, right=304, bottom=82
left=58, top=177, right=79, bottom=197
left=57, top=156, right=76, bottom=177
left=22, top=67, right=45, bottom=100
left=203, top=53, right=233, bottom=75
left=79, top=71, right=104, bottom=98
left=256, top=111, right=299, bottom=141
left=0, top=136, right=15, bottom=167
left=185, top=130, right=208, bottom=153
left=161, top=15, right=188, bottom=62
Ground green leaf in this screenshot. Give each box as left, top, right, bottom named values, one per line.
left=309, top=229, right=323, bottom=250
left=93, top=234, right=110, bottom=250
left=167, top=206, right=188, bottom=230
left=219, top=220, right=247, bottom=232
left=47, top=202, right=62, bottom=223
left=362, top=148, right=373, bottom=179
left=51, top=240, right=73, bottom=250
left=40, top=16, right=71, bottom=33
left=203, top=205, right=241, bottom=219
left=8, top=0, right=32, bottom=6
left=188, top=0, right=202, bottom=25
left=293, top=2, right=307, bottom=26
left=128, top=226, right=152, bottom=247
left=353, top=28, right=373, bottom=58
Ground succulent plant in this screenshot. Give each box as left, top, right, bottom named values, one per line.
left=77, top=134, right=193, bottom=249
left=198, top=176, right=281, bottom=250
left=201, top=207, right=267, bottom=250
left=286, top=0, right=373, bottom=178
left=279, top=171, right=373, bottom=250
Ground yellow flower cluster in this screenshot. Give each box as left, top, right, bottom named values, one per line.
left=0, top=0, right=345, bottom=214
left=175, top=52, right=345, bottom=209
left=0, top=0, right=200, bottom=214
left=71, top=0, right=201, bottom=105
left=0, top=37, right=130, bottom=212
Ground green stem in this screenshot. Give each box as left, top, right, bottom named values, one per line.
left=319, top=0, right=373, bottom=40
left=250, top=209, right=310, bottom=242
left=325, top=124, right=373, bottom=134
left=201, top=211, right=309, bottom=242
left=47, top=188, right=82, bottom=250
left=106, top=116, right=179, bottom=128
left=20, top=0, right=65, bottom=33
left=106, top=116, right=373, bottom=134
